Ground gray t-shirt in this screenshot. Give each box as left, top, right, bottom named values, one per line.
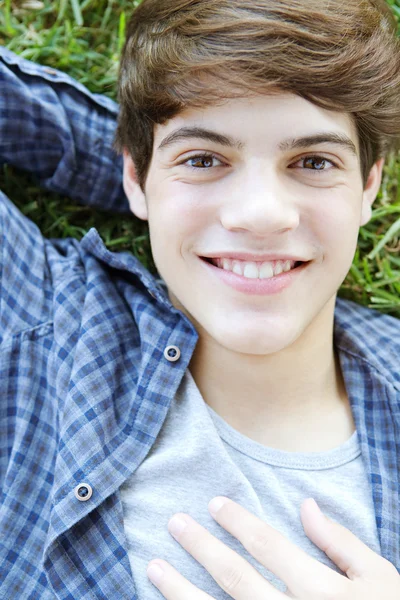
left=120, top=369, right=381, bottom=599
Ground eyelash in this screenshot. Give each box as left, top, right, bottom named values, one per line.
left=180, top=152, right=338, bottom=173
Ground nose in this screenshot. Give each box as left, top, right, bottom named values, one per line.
left=220, top=167, right=300, bottom=236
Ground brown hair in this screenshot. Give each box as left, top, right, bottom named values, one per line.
left=114, top=0, right=400, bottom=190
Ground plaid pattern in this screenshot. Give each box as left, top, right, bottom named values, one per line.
left=0, top=48, right=399, bottom=599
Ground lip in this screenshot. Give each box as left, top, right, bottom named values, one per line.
left=199, top=252, right=309, bottom=263
left=199, top=256, right=310, bottom=296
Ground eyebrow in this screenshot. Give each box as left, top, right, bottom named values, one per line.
left=158, top=127, right=245, bottom=151
left=157, top=126, right=358, bottom=156
left=279, top=133, right=357, bottom=156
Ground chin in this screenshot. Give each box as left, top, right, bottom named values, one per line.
left=206, top=319, right=301, bottom=356
left=170, top=291, right=308, bottom=355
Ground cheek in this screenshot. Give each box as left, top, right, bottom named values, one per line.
left=308, top=190, right=362, bottom=266
left=148, top=184, right=214, bottom=255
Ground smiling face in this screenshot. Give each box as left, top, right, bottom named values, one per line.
left=123, top=93, right=383, bottom=356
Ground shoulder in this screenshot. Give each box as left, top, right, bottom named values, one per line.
left=334, top=297, right=400, bottom=388
left=335, top=296, right=400, bottom=336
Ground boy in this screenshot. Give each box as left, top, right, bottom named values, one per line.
left=1, top=0, right=400, bottom=598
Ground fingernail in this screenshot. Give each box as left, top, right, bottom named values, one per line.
left=208, top=496, right=228, bottom=517
left=309, top=498, right=328, bottom=520
left=147, top=562, right=164, bottom=585
left=308, top=498, right=329, bottom=526
left=168, top=515, right=187, bottom=538
left=309, top=498, right=322, bottom=514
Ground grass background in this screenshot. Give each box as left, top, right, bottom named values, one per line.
left=0, top=0, right=400, bottom=316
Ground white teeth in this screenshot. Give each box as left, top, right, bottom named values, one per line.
left=283, top=260, right=292, bottom=272
left=259, top=263, right=274, bottom=279
left=211, top=257, right=296, bottom=279
left=232, top=262, right=243, bottom=276
left=243, top=263, right=259, bottom=279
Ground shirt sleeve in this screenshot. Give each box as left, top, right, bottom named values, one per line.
left=0, top=46, right=129, bottom=214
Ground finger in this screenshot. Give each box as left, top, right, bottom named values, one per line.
left=301, top=498, right=394, bottom=580
left=147, top=559, right=213, bottom=600
left=167, top=513, right=284, bottom=600
left=208, top=496, right=345, bottom=597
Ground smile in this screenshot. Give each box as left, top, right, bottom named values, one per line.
left=204, top=258, right=299, bottom=280
left=199, top=256, right=309, bottom=296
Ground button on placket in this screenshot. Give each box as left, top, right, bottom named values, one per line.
left=74, top=483, right=93, bottom=501
left=164, top=345, right=181, bottom=362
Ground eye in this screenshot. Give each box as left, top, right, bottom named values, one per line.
left=180, top=152, right=223, bottom=170
left=290, top=155, right=338, bottom=173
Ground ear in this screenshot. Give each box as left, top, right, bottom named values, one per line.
left=123, top=150, right=148, bottom=221
left=360, top=157, right=385, bottom=226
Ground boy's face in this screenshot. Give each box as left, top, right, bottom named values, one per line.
left=123, top=93, right=383, bottom=355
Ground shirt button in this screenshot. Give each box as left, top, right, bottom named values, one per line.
left=164, top=345, right=181, bottom=362
left=74, top=483, right=93, bottom=501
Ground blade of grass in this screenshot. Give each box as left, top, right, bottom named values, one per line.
left=70, top=0, right=84, bottom=27
left=4, top=0, right=17, bottom=35
left=57, top=0, right=68, bottom=24
left=366, top=276, right=400, bottom=289
left=370, top=288, right=400, bottom=303
left=81, top=0, right=95, bottom=9
left=362, top=257, right=373, bottom=285
left=118, top=11, right=126, bottom=52
left=368, top=216, right=400, bottom=259
left=348, top=263, right=366, bottom=286
left=369, top=206, right=400, bottom=221
left=101, top=0, right=114, bottom=30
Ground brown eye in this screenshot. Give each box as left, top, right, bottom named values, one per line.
left=289, top=154, right=337, bottom=174
left=187, top=155, right=215, bottom=169
left=303, top=157, right=328, bottom=170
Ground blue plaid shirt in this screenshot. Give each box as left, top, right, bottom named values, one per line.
left=0, top=47, right=399, bottom=599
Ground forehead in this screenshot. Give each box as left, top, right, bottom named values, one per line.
left=153, top=92, right=359, bottom=155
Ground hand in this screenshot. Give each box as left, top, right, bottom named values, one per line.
left=146, top=496, right=400, bottom=599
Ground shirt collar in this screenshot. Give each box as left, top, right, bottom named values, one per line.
left=80, top=227, right=172, bottom=309
left=334, top=296, right=400, bottom=390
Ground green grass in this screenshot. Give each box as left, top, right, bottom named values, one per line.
left=1, top=0, right=400, bottom=317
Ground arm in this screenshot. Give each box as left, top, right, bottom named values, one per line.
left=0, top=46, right=129, bottom=214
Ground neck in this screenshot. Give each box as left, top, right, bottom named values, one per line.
left=189, top=297, right=355, bottom=452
